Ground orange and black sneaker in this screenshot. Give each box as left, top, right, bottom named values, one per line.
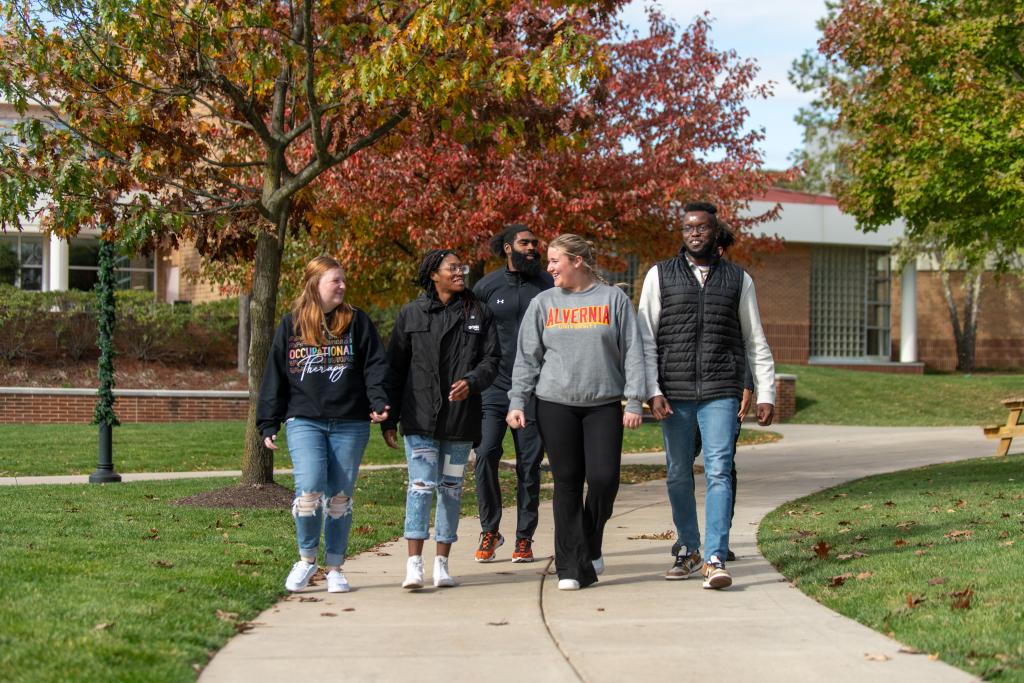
left=511, top=538, right=534, bottom=563
left=474, top=531, right=504, bottom=562
left=702, top=555, right=732, bottom=590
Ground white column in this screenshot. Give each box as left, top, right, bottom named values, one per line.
left=48, top=234, right=69, bottom=291
left=900, top=259, right=918, bottom=363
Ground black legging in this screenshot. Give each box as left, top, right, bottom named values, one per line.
left=536, top=399, right=623, bottom=588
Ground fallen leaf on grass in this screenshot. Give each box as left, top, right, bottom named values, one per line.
left=906, top=594, right=926, bottom=608
left=864, top=653, right=890, bottom=662
left=836, top=551, right=869, bottom=561
left=234, top=559, right=259, bottom=566
left=1000, top=540, right=1015, bottom=547
left=854, top=534, right=868, bottom=542
left=856, top=572, right=873, bottom=580
left=215, top=610, right=239, bottom=622
left=885, top=500, right=896, bottom=507
left=153, top=560, right=174, bottom=568
left=812, top=541, right=832, bottom=559
left=895, top=520, right=917, bottom=530
left=894, top=539, right=908, bottom=547
left=93, top=622, right=114, bottom=631
left=857, top=504, right=874, bottom=511
left=627, top=530, right=675, bottom=540
left=944, top=530, right=973, bottom=541
left=487, top=620, right=509, bottom=626
left=914, top=550, right=929, bottom=556
left=235, top=622, right=256, bottom=634
left=953, top=499, right=967, bottom=509
left=928, top=577, right=947, bottom=586
left=828, top=573, right=854, bottom=587
left=143, top=529, right=160, bottom=540
left=950, top=588, right=973, bottom=609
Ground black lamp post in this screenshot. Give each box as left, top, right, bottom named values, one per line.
left=90, top=237, right=121, bottom=484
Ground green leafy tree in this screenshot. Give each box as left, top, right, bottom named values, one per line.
left=795, top=0, right=1024, bottom=370
left=0, top=0, right=612, bottom=484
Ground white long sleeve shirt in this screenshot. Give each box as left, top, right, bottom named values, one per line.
left=637, top=258, right=776, bottom=404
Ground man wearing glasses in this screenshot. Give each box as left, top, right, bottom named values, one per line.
left=471, top=224, right=553, bottom=563
left=637, top=202, right=775, bottom=590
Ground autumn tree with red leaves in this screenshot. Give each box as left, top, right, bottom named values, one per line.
left=0, top=0, right=617, bottom=484
left=287, top=10, right=780, bottom=305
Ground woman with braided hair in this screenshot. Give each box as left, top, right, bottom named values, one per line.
left=507, top=234, right=647, bottom=590
left=382, top=249, right=501, bottom=589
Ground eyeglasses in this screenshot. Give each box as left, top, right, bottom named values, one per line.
left=445, top=264, right=470, bottom=275
left=682, top=223, right=713, bottom=235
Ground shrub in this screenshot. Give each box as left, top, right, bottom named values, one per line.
left=44, top=290, right=98, bottom=361
left=183, top=298, right=238, bottom=365
left=0, top=285, right=51, bottom=361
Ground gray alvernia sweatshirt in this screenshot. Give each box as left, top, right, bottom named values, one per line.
left=508, top=283, right=647, bottom=415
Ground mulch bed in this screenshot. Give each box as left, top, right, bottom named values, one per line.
left=1, top=359, right=247, bottom=391
left=172, top=482, right=293, bottom=509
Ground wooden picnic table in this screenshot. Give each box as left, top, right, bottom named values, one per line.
left=983, top=397, right=1024, bottom=456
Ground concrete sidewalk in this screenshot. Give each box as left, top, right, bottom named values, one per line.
left=199, top=425, right=995, bottom=683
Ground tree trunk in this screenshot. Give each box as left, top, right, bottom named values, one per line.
left=237, top=292, right=251, bottom=375
left=939, top=267, right=982, bottom=373
left=241, top=217, right=288, bottom=486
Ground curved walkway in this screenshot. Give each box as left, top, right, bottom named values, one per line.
left=197, top=425, right=991, bottom=682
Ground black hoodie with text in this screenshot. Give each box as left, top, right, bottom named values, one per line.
left=256, top=307, right=389, bottom=438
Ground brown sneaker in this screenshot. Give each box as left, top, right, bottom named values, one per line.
left=511, top=538, right=534, bottom=563
left=474, top=531, right=504, bottom=562
left=702, top=556, right=732, bottom=589
left=664, top=544, right=703, bottom=580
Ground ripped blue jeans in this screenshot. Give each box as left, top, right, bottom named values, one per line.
left=403, top=435, right=472, bottom=544
left=286, top=417, right=370, bottom=566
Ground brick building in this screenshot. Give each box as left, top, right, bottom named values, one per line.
left=743, top=188, right=1024, bottom=371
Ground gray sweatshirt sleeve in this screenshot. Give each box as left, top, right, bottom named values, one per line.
left=508, top=297, right=545, bottom=412
left=616, top=290, right=647, bottom=415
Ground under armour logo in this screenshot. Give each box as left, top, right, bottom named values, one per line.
left=496, top=299, right=504, bottom=304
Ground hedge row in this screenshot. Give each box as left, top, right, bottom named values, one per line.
left=0, top=286, right=238, bottom=365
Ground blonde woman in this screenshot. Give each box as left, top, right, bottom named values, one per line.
left=507, top=234, right=646, bottom=590
left=257, top=256, right=390, bottom=594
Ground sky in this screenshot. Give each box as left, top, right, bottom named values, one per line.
left=619, top=0, right=828, bottom=170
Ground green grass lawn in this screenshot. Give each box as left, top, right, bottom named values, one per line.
left=0, top=463, right=665, bottom=683
left=759, top=454, right=1024, bottom=681
left=0, top=421, right=776, bottom=477
left=780, top=364, right=1023, bottom=426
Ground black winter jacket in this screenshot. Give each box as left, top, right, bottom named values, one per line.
left=473, top=267, right=553, bottom=390
left=655, top=255, right=746, bottom=401
left=256, top=308, right=389, bottom=438
left=383, top=291, right=501, bottom=444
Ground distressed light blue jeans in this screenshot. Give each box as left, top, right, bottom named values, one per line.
left=403, top=435, right=472, bottom=544
left=661, top=397, right=740, bottom=561
left=286, top=417, right=370, bottom=566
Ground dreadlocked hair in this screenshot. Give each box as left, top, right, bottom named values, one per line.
left=488, top=223, right=529, bottom=259
left=291, top=256, right=353, bottom=347
left=416, top=248, right=481, bottom=319
left=548, top=234, right=608, bottom=285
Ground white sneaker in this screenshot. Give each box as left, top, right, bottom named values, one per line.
left=558, top=578, right=581, bottom=591
left=592, top=556, right=605, bottom=575
left=433, top=556, right=456, bottom=588
left=284, top=560, right=317, bottom=592
left=402, top=555, right=424, bottom=589
left=326, top=569, right=350, bottom=593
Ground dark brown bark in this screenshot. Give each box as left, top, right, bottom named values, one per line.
left=939, top=267, right=983, bottom=373
left=241, top=214, right=288, bottom=486
left=237, top=292, right=251, bottom=376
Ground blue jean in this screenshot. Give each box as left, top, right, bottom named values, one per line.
left=662, top=397, right=740, bottom=561
left=403, top=435, right=472, bottom=544
left=286, top=417, right=370, bottom=566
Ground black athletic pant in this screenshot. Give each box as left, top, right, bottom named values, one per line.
left=536, top=399, right=623, bottom=588
left=475, top=386, right=544, bottom=540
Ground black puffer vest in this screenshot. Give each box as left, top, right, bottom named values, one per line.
left=656, top=255, right=746, bottom=401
